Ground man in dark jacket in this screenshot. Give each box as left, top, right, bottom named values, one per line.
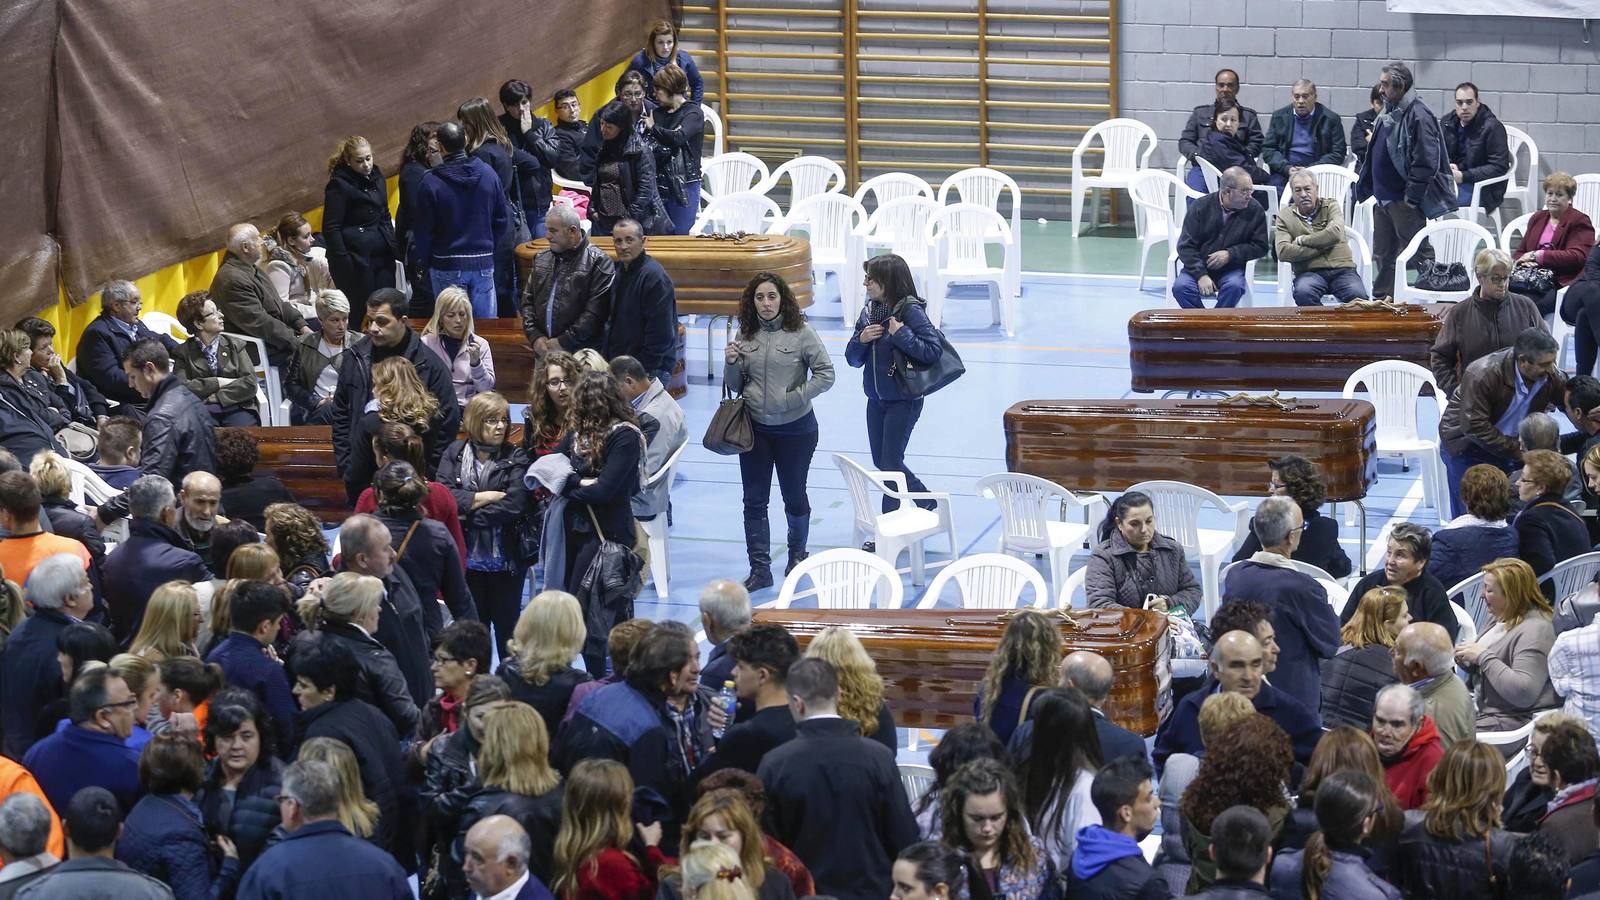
left=1557, top=376, right=1600, bottom=543
left=1443, top=83, right=1513, bottom=215
left=1430, top=251, right=1545, bottom=396
left=235, top=758, right=411, bottom=899
left=206, top=582, right=296, bottom=754
left=17, top=788, right=174, bottom=900
left=413, top=122, right=508, bottom=320
left=1356, top=61, right=1459, bottom=299
left=71, top=280, right=178, bottom=413
left=1067, top=756, right=1169, bottom=900
left=1010, top=651, right=1149, bottom=766
left=101, top=475, right=211, bottom=643
left=498, top=79, right=566, bottom=238
left=23, top=669, right=142, bottom=815
left=1193, top=805, right=1274, bottom=900
left=695, top=623, right=799, bottom=779
left=551, top=90, right=589, bottom=182
left=1173, top=167, right=1269, bottom=309
left=1220, top=496, right=1340, bottom=713
left=0, top=552, right=97, bottom=759
left=521, top=205, right=616, bottom=353
left=210, top=224, right=311, bottom=370
left=758, top=659, right=917, bottom=900
left=1438, top=328, right=1566, bottom=517
left=337, top=514, right=434, bottom=714
left=1260, top=80, right=1347, bottom=190
left=1349, top=84, right=1383, bottom=174
left=603, top=220, right=678, bottom=383
left=331, top=289, right=459, bottom=497
left=1346, top=524, right=1460, bottom=642
left=1178, top=68, right=1263, bottom=163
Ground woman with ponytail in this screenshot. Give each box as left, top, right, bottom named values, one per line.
left=1269, top=769, right=1400, bottom=900
left=354, top=420, right=468, bottom=562
left=892, top=840, right=993, bottom=900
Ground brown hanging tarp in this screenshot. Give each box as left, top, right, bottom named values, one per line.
left=2, top=0, right=670, bottom=322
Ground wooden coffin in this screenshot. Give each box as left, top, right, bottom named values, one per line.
left=1004, top=398, right=1377, bottom=502
left=515, top=234, right=813, bottom=315
left=754, top=607, right=1169, bottom=735
left=1128, top=304, right=1449, bottom=392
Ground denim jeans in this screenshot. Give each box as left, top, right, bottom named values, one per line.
left=430, top=267, right=496, bottom=318
left=867, top=397, right=935, bottom=512
left=1442, top=441, right=1516, bottom=519
left=1292, top=268, right=1370, bottom=306
left=739, top=422, right=819, bottom=520
left=664, top=181, right=702, bottom=235
left=1173, top=268, right=1248, bottom=308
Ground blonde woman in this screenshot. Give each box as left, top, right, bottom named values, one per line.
left=804, top=627, right=896, bottom=753
left=975, top=609, right=1061, bottom=744
left=203, top=543, right=284, bottom=657
left=1455, top=558, right=1559, bottom=734
left=297, top=736, right=380, bottom=840
left=1319, top=586, right=1410, bottom=730
left=108, top=653, right=159, bottom=752
left=677, top=841, right=758, bottom=900
left=292, top=571, right=420, bottom=738
left=345, top=356, right=442, bottom=503
left=500, top=591, right=591, bottom=736
left=553, top=759, right=665, bottom=899
left=321, top=135, right=396, bottom=326
left=421, top=286, right=495, bottom=406
left=452, top=704, right=564, bottom=891
left=29, top=449, right=107, bottom=595
left=663, top=790, right=791, bottom=900
left=129, top=580, right=202, bottom=663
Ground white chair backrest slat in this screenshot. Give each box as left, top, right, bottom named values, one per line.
left=1342, top=360, right=1439, bottom=445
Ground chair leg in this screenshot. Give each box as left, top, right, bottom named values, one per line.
left=910, top=541, right=927, bottom=586
left=1200, top=556, right=1220, bottom=622
left=1048, top=547, right=1069, bottom=607
left=647, top=523, right=670, bottom=594
left=1071, top=184, right=1086, bottom=238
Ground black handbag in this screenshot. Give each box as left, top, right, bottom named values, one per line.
left=888, top=300, right=965, bottom=398
left=1413, top=260, right=1469, bottom=292
left=1510, top=264, right=1557, bottom=295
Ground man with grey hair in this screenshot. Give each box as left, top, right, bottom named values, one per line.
left=1392, top=621, right=1474, bottom=746
left=1509, top=412, right=1583, bottom=511
left=1220, top=495, right=1339, bottom=713
left=286, top=288, right=356, bottom=425
left=235, top=759, right=410, bottom=899
left=1275, top=171, right=1368, bottom=306
left=1261, top=79, right=1346, bottom=191
left=521, top=202, right=615, bottom=353
left=1009, top=650, right=1148, bottom=766
left=101, top=475, right=210, bottom=643
left=0, top=553, right=95, bottom=759
left=208, top=223, right=310, bottom=369
left=1355, top=60, right=1458, bottom=300
left=1371, top=682, right=1444, bottom=809
left=462, top=815, right=552, bottom=900
left=1172, top=165, right=1268, bottom=309
left=337, top=513, right=432, bottom=708
left=698, top=578, right=752, bottom=693
left=1429, top=248, right=1545, bottom=397
left=71, top=279, right=178, bottom=412
left=604, top=220, right=678, bottom=384
left=0, top=793, right=60, bottom=897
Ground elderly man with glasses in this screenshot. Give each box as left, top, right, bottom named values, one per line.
left=22, top=668, right=143, bottom=816
left=1172, top=166, right=1269, bottom=309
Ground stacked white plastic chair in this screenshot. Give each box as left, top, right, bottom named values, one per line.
left=1342, top=361, right=1447, bottom=511
left=1070, top=118, right=1158, bottom=238
left=702, top=105, right=726, bottom=159
left=780, top=193, right=866, bottom=322
left=762, top=156, right=845, bottom=218
left=640, top=442, right=687, bottom=595
left=700, top=152, right=769, bottom=204
left=853, top=173, right=935, bottom=213
left=857, top=196, right=939, bottom=298
left=1393, top=219, right=1493, bottom=305
left=691, top=191, right=783, bottom=236
left=927, top=203, right=1018, bottom=335
left=938, top=167, right=1023, bottom=300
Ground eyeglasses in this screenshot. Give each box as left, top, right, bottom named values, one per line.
left=432, top=654, right=459, bottom=666
left=99, top=698, right=139, bottom=712
left=547, top=377, right=570, bottom=387
left=1484, top=274, right=1511, bottom=285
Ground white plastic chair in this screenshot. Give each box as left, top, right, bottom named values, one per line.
left=1447, top=571, right=1489, bottom=632
left=1576, top=175, right=1600, bottom=224
left=702, top=104, right=726, bottom=159
left=1343, top=361, right=1447, bottom=511
left=700, top=152, right=770, bottom=204
left=1545, top=551, right=1600, bottom=606
left=1459, top=125, right=1536, bottom=230
left=761, top=156, right=845, bottom=217
left=1070, top=118, right=1158, bottom=238
left=640, top=441, right=687, bottom=595
left=1057, top=565, right=1088, bottom=609
left=62, top=457, right=119, bottom=508
left=1503, top=212, right=1575, bottom=368
left=781, top=193, right=866, bottom=322
left=140, top=311, right=189, bottom=341
left=938, top=167, right=1023, bottom=299
left=1477, top=716, right=1539, bottom=757
left=899, top=763, right=936, bottom=809
left=927, top=203, right=1018, bottom=336
left=834, top=453, right=957, bottom=587
left=915, top=553, right=1050, bottom=609
left=1451, top=600, right=1478, bottom=645
left=691, top=191, right=783, bottom=236
left=1195, top=156, right=1278, bottom=225
left=1126, top=481, right=1251, bottom=620
left=1393, top=219, right=1493, bottom=306
left=1351, top=196, right=1377, bottom=253
left=1128, top=170, right=1187, bottom=292
left=771, top=547, right=904, bottom=610
left=221, top=331, right=285, bottom=427
left=857, top=196, right=939, bottom=298
left=975, top=472, right=1104, bottom=602
left=853, top=173, right=935, bottom=214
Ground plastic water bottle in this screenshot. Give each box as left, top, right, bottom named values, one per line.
left=712, top=680, right=737, bottom=739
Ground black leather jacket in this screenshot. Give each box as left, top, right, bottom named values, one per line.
left=290, top=621, right=420, bottom=739
left=143, top=373, right=220, bottom=483
left=649, top=101, right=705, bottom=205
left=519, top=237, right=616, bottom=351
left=433, top=438, right=531, bottom=570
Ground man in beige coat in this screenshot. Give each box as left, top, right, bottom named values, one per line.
left=1393, top=622, right=1474, bottom=746
left=1275, top=171, right=1369, bottom=306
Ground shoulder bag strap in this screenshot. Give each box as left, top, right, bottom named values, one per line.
left=1016, top=686, right=1043, bottom=732
left=396, top=520, right=422, bottom=561
left=585, top=503, right=609, bottom=544
left=1533, top=501, right=1586, bottom=524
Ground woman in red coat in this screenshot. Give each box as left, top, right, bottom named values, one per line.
left=1523, top=171, right=1597, bottom=318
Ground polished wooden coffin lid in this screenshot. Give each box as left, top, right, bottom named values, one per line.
left=755, top=607, right=1168, bottom=735
left=516, top=234, right=813, bottom=315
left=1128, top=304, right=1448, bottom=392
left=1003, top=398, right=1377, bottom=502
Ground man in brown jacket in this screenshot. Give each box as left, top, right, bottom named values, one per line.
left=1438, top=327, right=1565, bottom=517
left=1429, top=247, right=1543, bottom=396
left=208, top=223, right=310, bottom=369
left=1275, top=172, right=1368, bottom=306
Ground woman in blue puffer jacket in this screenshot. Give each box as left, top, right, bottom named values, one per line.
left=845, top=254, right=944, bottom=515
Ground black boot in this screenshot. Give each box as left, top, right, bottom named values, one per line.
left=785, top=513, right=810, bottom=575
left=743, top=512, right=773, bottom=591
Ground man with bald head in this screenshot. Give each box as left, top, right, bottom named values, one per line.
left=208, top=222, right=310, bottom=368
left=177, top=471, right=227, bottom=561
left=463, top=815, right=555, bottom=900
left=1008, top=650, right=1148, bottom=766
left=1172, top=165, right=1269, bottom=309
left=1392, top=621, right=1473, bottom=746
left=1153, top=629, right=1322, bottom=774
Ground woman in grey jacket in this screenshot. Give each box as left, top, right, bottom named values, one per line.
left=1085, top=492, right=1202, bottom=615
left=724, top=273, right=835, bottom=591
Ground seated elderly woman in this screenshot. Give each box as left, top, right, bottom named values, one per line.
left=1454, top=557, right=1558, bottom=736
left=1429, top=248, right=1545, bottom=397
left=170, top=290, right=260, bottom=427
left=1520, top=172, right=1597, bottom=319
left=1512, top=449, right=1590, bottom=580
left=1429, top=464, right=1521, bottom=591
left=1232, top=455, right=1351, bottom=578
left=284, top=288, right=354, bottom=426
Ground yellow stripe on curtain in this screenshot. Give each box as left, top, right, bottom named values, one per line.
left=45, top=60, right=630, bottom=360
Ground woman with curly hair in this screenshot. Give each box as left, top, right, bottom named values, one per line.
left=321, top=135, right=397, bottom=327
left=1278, top=727, right=1404, bottom=875
left=940, top=758, right=1053, bottom=900
left=803, top=626, right=896, bottom=753
left=1396, top=741, right=1514, bottom=900
left=724, top=273, right=834, bottom=590
left=1455, top=557, right=1558, bottom=734
left=1180, top=713, right=1294, bottom=891
left=395, top=121, right=443, bottom=315
left=523, top=351, right=580, bottom=456
left=1231, top=455, right=1351, bottom=577
left=343, top=355, right=443, bottom=506
left=353, top=422, right=468, bottom=563
left=1319, top=586, right=1408, bottom=730
left=974, top=609, right=1060, bottom=744
left=264, top=502, right=331, bottom=591
left=658, top=790, right=796, bottom=900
